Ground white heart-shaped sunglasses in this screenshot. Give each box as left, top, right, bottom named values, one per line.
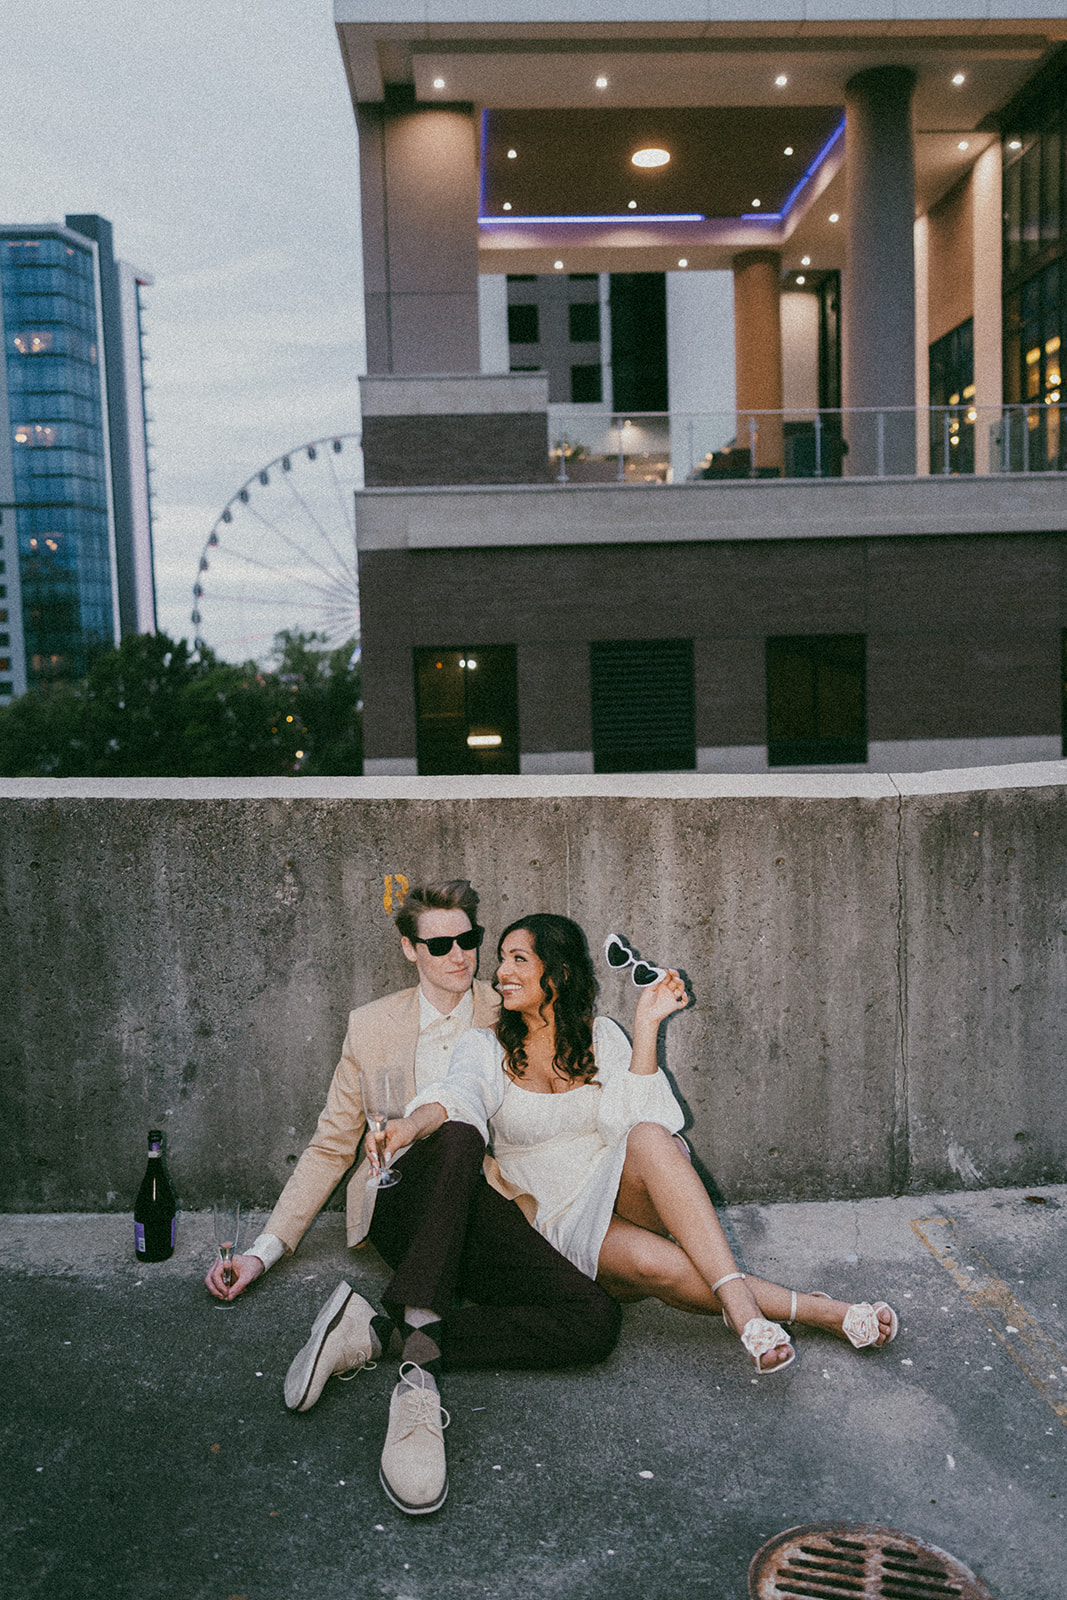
left=604, top=933, right=667, bottom=987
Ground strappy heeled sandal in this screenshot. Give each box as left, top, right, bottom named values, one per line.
left=811, top=1291, right=899, bottom=1349
left=711, top=1272, right=795, bottom=1375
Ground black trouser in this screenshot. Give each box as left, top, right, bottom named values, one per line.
left=367, top=1121, right=621, bottom=1372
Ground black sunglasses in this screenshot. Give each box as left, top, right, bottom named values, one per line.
left=413, top=925, right=485, bottom=957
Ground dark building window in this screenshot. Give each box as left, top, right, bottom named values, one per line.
left=929, top=318, right=975, bottom=475
left=1003, top=116, right=1064, bottom=283
left=569, top=301, right=600, bottom=343
left=766, top=635, right=867, bottom=766
left=609, top=273, right=668, bottom=412
left=414, top=646, right=519, bottom=776
left=590, top=639, right=695, bottom=773
left=570, top=363, right=602, bottom=403
left=817, top=270, right=842, bottom=411
left=507, top=303, right=539, bottom=344
left=507, top=274, right=537, bottom=283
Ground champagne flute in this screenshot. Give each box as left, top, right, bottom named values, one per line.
left=359, top=1070, right=401, bottom=1187
left=213, top=1199, right=242, bottom=1293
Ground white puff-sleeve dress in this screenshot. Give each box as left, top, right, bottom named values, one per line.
left=407, top=1017, right=685, bottom=1280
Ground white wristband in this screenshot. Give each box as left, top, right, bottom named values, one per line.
left=245, top=1232, right=286, bottom=1271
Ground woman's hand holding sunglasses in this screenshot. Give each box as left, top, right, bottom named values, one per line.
left=604, top=934, right=689, bottom=1024
left=634, top=967, right=689, bottom=1025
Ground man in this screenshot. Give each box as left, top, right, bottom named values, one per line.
left=205, top=879, right=620, bottom=1515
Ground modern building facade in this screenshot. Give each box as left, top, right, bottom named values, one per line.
left=0, top=214, right=154, bottom=698
left=332, top=3, right=1067, bottom=775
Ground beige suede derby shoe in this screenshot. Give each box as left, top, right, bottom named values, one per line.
left=379, top=1362, right=450, bottom=1514
left=284, top=1282, right=380, bottom=1412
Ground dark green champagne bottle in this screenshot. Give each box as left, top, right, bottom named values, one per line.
left=134, top=1129, right=177, bottom=1261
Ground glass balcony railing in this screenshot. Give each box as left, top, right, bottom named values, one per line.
left=544, top=404, right=1067, bottom=484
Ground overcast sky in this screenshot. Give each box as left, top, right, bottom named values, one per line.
left=0, top=1, right=365, bottom=649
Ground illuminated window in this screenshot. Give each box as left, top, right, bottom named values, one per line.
left=13, top=329, right=54, bottom=355
left=1002, top=255, right=1066, bottom=468
left=929, top=319, right=974, bottom=476
left=414, top=646, right=519, bottom=775
left=13, top=423, right=58, bottom=447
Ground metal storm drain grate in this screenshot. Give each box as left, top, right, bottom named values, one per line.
left=748, top=1523, right=996, bottom=1600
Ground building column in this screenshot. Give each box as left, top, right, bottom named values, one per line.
left=844, top=66, right=918, bottom=475
left=913, top=213, right=930, bottom=474
left=733, top=250, right=784, bottom=474
left=971, top=141, right=1004, bottom=473
left=358, top=88, right=481, bottom=375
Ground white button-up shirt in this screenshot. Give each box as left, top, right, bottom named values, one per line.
left=414, top=985, right=474, bottom=1093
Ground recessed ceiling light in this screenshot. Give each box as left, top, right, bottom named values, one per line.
left=678, top=258, right=688, bottom=268
left=751, top=198, right=761, bottom=208
left=628, top=200, right=637, bottom=209
left=801, top=255, right=811, bottom=266
left=1008, top=138, right=1022, bottom=150
left=507, top=149, right=517, bottom=159
left=632, top=148, right=670, bottom=168
left=829, top=212, right=839, bottom=223
left=952, top=72, right=966, bottom=86
left=554, top=260, right=563, bottom=270
left=595, top=75, right=608, bottom=89
left=784, top=146, right=794, bottom=156
left=775, top=74, right=788, bottom=88
left=503, top=202, right=512, bottom=211
left=958, top=140, right=969, bottom=151
left=796, top=275, right=806, bottom=285
left=433, top=77, right=445, bottom=89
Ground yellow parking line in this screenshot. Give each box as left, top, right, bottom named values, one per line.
left=911, top=1216, right=1067, bottom=1427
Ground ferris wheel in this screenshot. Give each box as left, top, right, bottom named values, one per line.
left=191, top=432, right=362, bottom=663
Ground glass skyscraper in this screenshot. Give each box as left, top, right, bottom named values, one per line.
left=0, top=215, right=154, bottom=697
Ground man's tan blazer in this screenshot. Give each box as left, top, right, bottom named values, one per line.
left=265, top=980, right=502, bottom=1253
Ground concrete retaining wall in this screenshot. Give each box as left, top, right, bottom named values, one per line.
left=3, top=766, right=1066, bottom=1212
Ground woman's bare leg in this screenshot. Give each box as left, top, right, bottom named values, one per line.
left=603, top=1123, right=791, bottom=1368
left=604, top=1123, right=895, bottom=1349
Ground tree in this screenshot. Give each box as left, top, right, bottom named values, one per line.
left=270, top=631, right=364, bottom=777
left=0, top=631, right=362, bottom=777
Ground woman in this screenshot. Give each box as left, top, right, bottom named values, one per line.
left=390, top=913, right=897, bottom=1376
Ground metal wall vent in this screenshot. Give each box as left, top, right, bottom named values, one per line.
left=748, top=1523, right=996, bottom=1600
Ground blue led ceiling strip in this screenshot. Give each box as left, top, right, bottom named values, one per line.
left=740, top=119, right=845, bottom=222
left=479, top=213, right=705, bottom=224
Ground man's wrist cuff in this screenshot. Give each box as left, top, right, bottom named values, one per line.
left=245, top=1232, right=286, bottom=1271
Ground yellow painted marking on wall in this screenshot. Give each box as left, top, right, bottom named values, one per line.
left=911, top=1215, right=1067, bottom=1426
left=383, top=874, right=409, bottom=915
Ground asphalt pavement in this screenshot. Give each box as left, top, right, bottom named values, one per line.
left=2, top=1185, right=1065, bottom=1600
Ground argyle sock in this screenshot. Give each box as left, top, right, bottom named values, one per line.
left=401, top=1308, right=444, bottom=1381
left=370, top=1312, right=397, bottom=1359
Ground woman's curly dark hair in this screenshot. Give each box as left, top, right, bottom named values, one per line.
left=495, top=913, right=598, bottom=1085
